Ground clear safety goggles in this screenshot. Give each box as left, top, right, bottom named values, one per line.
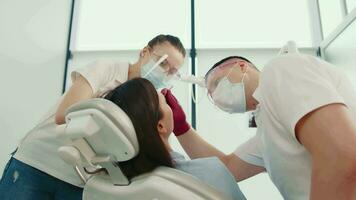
left=205, top=61, right=239, bottom=100
left=151, top=52, right=182, bottom=77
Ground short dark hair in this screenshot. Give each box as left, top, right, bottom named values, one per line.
left=148, top=34, right=186, bottom=57
left=105, top=78, right=173, bottom=180
left=205, top=56, right=258, bottom=78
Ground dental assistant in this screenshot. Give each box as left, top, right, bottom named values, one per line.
left=0, top=34, right=186, bottom=199
left=163, top=52, right=356, bottom=200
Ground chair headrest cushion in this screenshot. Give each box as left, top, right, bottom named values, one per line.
left=66, top=98, right=139, bottom=152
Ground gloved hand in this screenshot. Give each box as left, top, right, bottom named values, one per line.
left=161, top=89, right=190, bottom=136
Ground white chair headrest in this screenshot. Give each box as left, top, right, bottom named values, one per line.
left=65, top=98, right=139, bottom=161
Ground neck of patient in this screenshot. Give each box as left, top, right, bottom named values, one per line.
left=160, top=134, right=173, bottom=152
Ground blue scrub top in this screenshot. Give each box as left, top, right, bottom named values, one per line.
left=171, top=151, right=246, bottom=200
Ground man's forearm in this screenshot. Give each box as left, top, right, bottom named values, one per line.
left=177, top=127, right=267, bottom=183
left=176, top=128, right=227, bottom=161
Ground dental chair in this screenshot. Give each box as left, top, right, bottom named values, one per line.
left=57, top=98, right=231, bottom=200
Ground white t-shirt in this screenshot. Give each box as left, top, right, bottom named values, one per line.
left=14, top=60, right=130, bottom=187
left=234, top=53, right=356, bottom=200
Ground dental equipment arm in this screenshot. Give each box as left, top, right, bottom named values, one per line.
left=175, top=75, right=206, bottom=88
left=296, top=104, right=356, bottom=200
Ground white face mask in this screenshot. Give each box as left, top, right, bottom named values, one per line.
left=211, top=69, right=247, bottom=113
left=141, top=54, right=173, bottom=89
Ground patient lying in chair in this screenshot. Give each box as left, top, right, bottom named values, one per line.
left=104, top=78, right=246, bottom=200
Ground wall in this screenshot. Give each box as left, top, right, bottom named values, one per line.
left=0, top=0, right=72, bottom=175
left=323, top=11, right=356, bottom=87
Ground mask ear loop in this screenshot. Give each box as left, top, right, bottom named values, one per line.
left=226, top=65, right=235, bottom=80
left=229, top=63, right=248, bottom=84
left=240, top=65, right=249, bottom=84
left=226, top=63, right=245, bottom=83
left=241, top=71, right=246, bottom=83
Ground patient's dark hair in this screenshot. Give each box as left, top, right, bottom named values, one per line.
left=105, top=78, right=173, bottom=179
left=148, top=34, right=186, bottom=57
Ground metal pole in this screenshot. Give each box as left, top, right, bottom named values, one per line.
left=62, top=0, right=76, bottom=94
left=190, top=0, right=197, bottom=129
